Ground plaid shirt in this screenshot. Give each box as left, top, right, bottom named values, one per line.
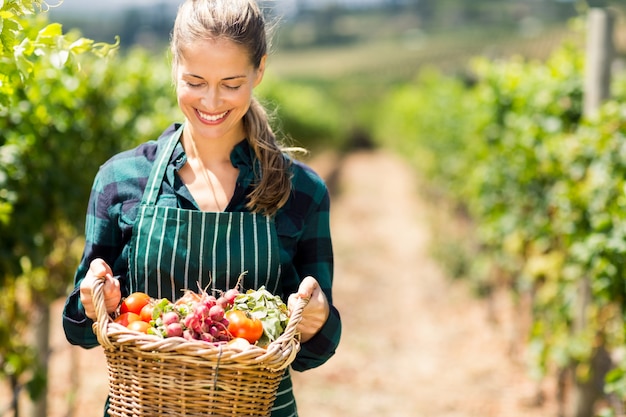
left=62, top=123, right=341, bottom=416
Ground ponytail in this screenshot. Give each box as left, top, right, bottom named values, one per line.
left=244, top=98, right=292, bottom=216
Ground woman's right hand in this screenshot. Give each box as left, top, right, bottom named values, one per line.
left=79, top=258, right=121, bottom=320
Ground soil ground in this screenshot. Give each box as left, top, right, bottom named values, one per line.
left=11, top=149, right=561, bottom=416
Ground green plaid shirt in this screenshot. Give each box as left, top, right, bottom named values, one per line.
left=62, top=123, right=341, bottom=417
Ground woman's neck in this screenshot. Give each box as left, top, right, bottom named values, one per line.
left=179, top=126, right=242, bottom=212
left=182, top=128, right=242, bottom=169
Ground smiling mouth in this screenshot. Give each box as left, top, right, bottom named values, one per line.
left=197, top=109, right=229, bottom=123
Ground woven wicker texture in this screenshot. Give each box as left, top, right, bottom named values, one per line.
left=92, top=276, right=307, bottom=416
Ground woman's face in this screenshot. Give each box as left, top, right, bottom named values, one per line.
left=175, top=38, right=266, bottom=144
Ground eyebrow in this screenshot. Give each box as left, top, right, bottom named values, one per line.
left=184, top=73, right=247, bottom=81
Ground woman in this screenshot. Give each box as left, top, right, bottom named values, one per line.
left=62, top=0, right=341, bottom=415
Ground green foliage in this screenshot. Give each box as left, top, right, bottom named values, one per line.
left=0, top=33, right=178, bottom=285
left=0, top=2, right=119, bottom=404
left=0, top=2, right=180, bottom=408
left=257, top=76, right=347, bottom=150
left=377, top=42, right=626, bottom=409
left=373, top=67, right=477, bottom=190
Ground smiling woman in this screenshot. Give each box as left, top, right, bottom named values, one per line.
left=62, top=1, right=341, bottom=416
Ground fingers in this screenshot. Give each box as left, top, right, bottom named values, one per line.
left=79, top=259, right=120, bottom=320
left=288, top=277, right=315, bottom=312
left=104, top=277, right=121, bottom=313
left=89, top=258, right=112, bottom=279
left=296, top=276, right=319, bottom=299
left=288, top=277, right=330, bottom=343
left=79, top=274, right=96, bottom=319
left=288, top=276, right=325, bottom=308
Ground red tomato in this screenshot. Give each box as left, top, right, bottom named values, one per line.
left=225, top=310, right=264, bottom=344
left=120, top=292, right=151, bottom=315
left=127, top=320, right=150, bottom=334
left=114, top=312, right=141, bottom=327
left=140, top=303, right=154, bottom=323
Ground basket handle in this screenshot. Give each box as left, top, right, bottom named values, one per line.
left=91, top=274, right=114, bottom=349
left=281, top=296, right=310, bottom=342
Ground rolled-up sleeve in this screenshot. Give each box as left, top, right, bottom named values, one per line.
left=291, top=304, right=341, bottom=371
left=288, top=167, right=342, bottom=371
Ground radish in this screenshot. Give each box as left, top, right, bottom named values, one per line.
left=203, top=295, right=217, bottom=308
left=216, top=296, right=229, bottom=309
left=162, top=311, right=179, bottom=326
left=194, top=303, right=209, bottom=318
left=166, top=322, right=183, bottom=337
left=209, top=305, right=225, bottom=322
left=224, top=288, right=240, bottom=305
left=183, top=313, right=198, bottom=329
left=200, top=333, right=215, bottom=343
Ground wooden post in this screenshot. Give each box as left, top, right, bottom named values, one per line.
left=570, top=8, right=616, bottom=417
left=583, top=7, right=614, bottom=117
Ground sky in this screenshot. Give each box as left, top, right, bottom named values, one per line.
left=50, top=0, right=386, bottom=14
left=49, top=0, right=180, bottom=13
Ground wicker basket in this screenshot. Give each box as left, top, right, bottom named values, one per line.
left=91, top=276, right=307, bottom=417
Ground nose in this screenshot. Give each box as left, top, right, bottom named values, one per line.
left=201, top=87, right=222, bottom=109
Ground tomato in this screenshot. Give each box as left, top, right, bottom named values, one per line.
left=114, top=312, right=141, bottom=327
left=120, top=292, right=151, bottom=315
left=140, top=303, right=155, bottom=323
left=225, top=310, right=264, bottom=344
left=127, top=320, right=151, bottom=334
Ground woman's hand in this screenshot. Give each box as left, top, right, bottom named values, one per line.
left=288, top=276, right=330, bottom=343
left=79, top=258, right=121, bottom=320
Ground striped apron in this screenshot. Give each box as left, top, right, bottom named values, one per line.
left=127, top=125, right=283, bottom=300
left=105, top=126, right=297, bottom=415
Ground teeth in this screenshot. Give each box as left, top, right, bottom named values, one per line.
left=198, top=110, right=227, bottom=122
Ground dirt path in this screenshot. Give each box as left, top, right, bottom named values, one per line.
left=292, top=149, right=558, bottom=417
left=38, top=149, right=560, bottom=416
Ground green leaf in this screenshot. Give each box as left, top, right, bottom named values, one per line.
left=1, top=16, right=20, bottom=52
left=37, top=22, right=62, bottom=39
left=69, top=37, right=93, bottom=54
left=14, top=50, right=33, bottom=79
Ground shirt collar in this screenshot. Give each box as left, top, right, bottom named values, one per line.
left=230, top=139, right=258, bottom=190
left=161, top=123, right=259, bottom=191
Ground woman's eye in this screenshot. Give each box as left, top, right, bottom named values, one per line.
left=186, top=82, right=203, bottom=88
left=224, top=84, right=242, bottom=91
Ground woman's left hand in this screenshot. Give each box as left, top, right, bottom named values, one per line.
left=288, top=276, right=330, bottom=343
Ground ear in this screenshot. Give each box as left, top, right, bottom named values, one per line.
left=253, top=55, right=267, bottom=87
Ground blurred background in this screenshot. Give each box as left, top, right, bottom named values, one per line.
left=4, top=0, right=626, bottom=416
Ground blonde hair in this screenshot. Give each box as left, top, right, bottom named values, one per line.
left=171, top=0, right=292, bottom=216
